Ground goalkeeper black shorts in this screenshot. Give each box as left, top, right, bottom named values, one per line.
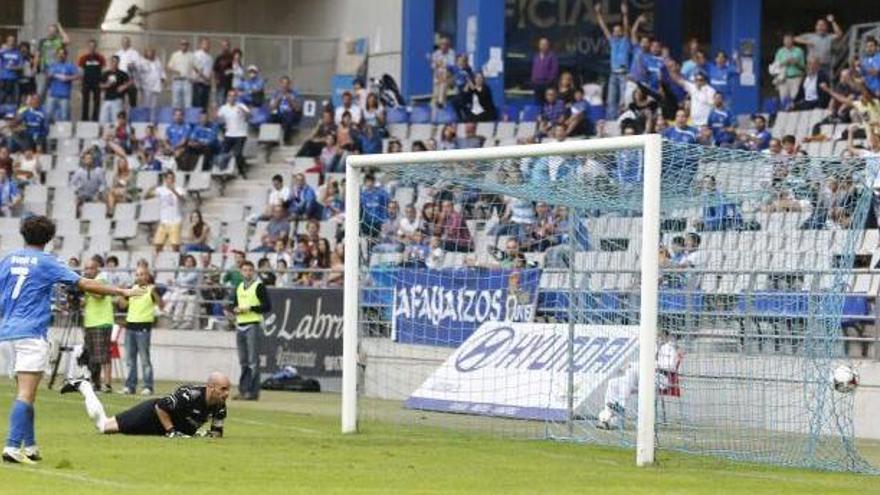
left=116, top=399, right=166, bottom=435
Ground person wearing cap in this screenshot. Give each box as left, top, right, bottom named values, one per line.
left=236, top=64, right=265, bottom=107
left=669, top=67, right=716, bottom=127
left=167, top=39, right=195, bottom=109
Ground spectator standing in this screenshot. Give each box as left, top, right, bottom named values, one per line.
left=229, top=261, right=271, bottom=401
left=44, top=48, right=79, bottom=122
left=70, top=151, right=106, bottom=206
left=115, top=37, right=141, bottom=108
left=212, top=40, right=234, bottom=106
left=77, top=39, right=105, bottom=122
left=595, top=2, right=631, bottom=120
left=217, top=89, right=250, bottom=178
left=773, top=34, right=806, bottom=105
left=670, top=70, right=716, bottom=126
left=438, top=200, right=472, bottom=252
left=662, top=109, right=698, bottom=144
left=164, top=108, right=191, bottom=165
left=0, top=147, right=11, bottom=177
left=0, top=35, right=23, bottom=105
left=167, top=39, right=195, bottom=109
left=118, top=266, right=162, bottom=395
left=192, top=39, right=213, bottom=111
left=360, top=174, right=389, bottom=238
left=466, top=72, right=497, bottom=122
left=857, top=37, right=880, bottom=97
left=538, top=87, right=567, bottom=136
left=147, top=171, right=187, bottom=253
left=270, top=76, right=302, bottom=142
left=795, top=15, right=843, bottom=78
left=14, top=95, right=48, bottom=152
left=16, top=42, right=37, bottom=104
left=163, top=254, right=199, bottom=328
left=81, top=259, right=115, bottom=392
left=138, top=48, right=165, bottom=123
left=531, top=37, right=558, bottom=104
left=0, top=168, right=21, bottom=217
left=793, top=57, right=831, bottom=110
left=230, top=49, right=245, bottom=89
left=706, top=93, right=736, bottom=146
left=35, top=23, right=69, bottom=98
left=708, top=51, right=738, bottom=101
left=99, top=56, right=131, bottom=125
left=431, top=36, right=456, bottom=109
left=450, top=54, right=475, bottom=120
left=334, top=91, right=363, bottom=125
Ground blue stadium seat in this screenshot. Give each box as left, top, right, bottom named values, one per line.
left=521, top=104, right=541, bottom=122
left=129, top=106, right=152, bottom=123
left=249, top=106, right=270, bottom=126
left=410, top=105, right=432, bottom=124
left=500, top=105, right=519, bottom=122
left=434, top=106, right=458, bottom=124
left=184, top=107, right=203, bottom=124
left=386, top=106, right=409, bottom=124
left=156, top=106, right=175, bottom=124
left=1, top=104, right=18, bottom=118
left=588, top=105, right=605, bottom=123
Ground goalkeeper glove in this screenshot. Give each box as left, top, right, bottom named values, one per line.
left=165, top=430, right=190, bottom=438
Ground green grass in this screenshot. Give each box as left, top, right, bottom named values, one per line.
left=0, top=379, right=877, bottom=494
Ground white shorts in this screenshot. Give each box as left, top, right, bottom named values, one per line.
left=11, top=338, right=50, bottom=373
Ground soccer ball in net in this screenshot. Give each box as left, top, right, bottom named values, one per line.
left=832, top=365, right=859, bottom=393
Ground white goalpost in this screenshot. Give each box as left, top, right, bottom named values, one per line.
left=341, top=135, right=663, bottom=467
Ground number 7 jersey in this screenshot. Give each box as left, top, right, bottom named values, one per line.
left=0, top=248, right=80, bottom=341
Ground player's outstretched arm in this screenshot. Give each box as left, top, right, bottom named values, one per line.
left=78, top=278, right=144, bottom=299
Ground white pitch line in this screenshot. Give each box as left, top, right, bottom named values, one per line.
left=0, top=462, right=135, bottom=488
left=232, top=417, right=323, bottom=435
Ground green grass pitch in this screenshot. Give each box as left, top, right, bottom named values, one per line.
left=0, top=379, right=877, bottom=494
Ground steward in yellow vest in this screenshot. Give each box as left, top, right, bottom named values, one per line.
left=228, top=261, right=271, bottom=401
left=117, top=266, right=163, bottom=395
left=82, top=259, right=116, bottom=390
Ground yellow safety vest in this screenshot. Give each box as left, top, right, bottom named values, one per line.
left=126, top=284, right=156, bottom=324
left=83, top=273, right=115, bottom=328
left=235, top=279, right=263, bottom=325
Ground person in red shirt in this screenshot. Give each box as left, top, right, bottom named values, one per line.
left=438, top=200, right=472, bottom=253
left=77, top=39, right=105, bottom=122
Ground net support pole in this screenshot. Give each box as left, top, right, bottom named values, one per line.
left=636, top=134, right=662, bottom=466
left=341, top=160, right=361, bottom=434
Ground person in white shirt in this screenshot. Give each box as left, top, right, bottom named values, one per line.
left=146, top=171, right=187, bottom=253
left=334, top=91, right=362, bottom=125
left=166, top=39, right=195, bottom=109
left=397, top=204, right=421, bottom=241
left=217, top=89, right=251, bottom=178
left=671, top=70, right=716, bottom=127
left=192, top=39, right=213, bottom=111
left=138, top=48, right=165, bottom=122
left=115, top=36, right=141, bottom=107
left=248, top=174, right=290, bottom=223
left=431, top=36, right=456, bottom=109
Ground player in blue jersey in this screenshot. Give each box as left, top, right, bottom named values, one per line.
left=0, top=216, right=141, bottom=464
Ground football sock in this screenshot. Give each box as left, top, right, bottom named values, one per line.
left=79, top=381, right=109, bottom=432
left=21, top=402, right=35, bottom=447
left=5, top=400, right=29, bottom=448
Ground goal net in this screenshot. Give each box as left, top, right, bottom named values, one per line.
left=342, top=135, right=876, bottom=472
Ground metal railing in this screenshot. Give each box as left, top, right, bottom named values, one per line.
left=837, top=21, right=880, bottom=73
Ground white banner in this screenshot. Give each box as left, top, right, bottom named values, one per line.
left=405, top=322, right=639, bottom=420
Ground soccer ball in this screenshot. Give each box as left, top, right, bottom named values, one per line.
left=832, top=365, right=859, bottom=393
left=596, top=407, right=613, bottom=429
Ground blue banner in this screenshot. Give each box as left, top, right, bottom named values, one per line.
left=392, top=267, right=541, bottom=346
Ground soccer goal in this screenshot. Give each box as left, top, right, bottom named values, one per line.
left=342, top=134, right=876, bottom=472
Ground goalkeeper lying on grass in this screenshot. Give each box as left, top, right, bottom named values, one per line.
left=61, top=372, right=230, bottom=438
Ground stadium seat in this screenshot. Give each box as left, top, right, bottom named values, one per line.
left=434, top=106, right=458, bottom=124
left=521, top=104, right=541, bottom=122
left=129, top=106, right=152, bottom=123
left=88, top=218, right=112, bottom=237
left=75, top=121, right=101, bottom=140
left=515, top=121, right=537, bottom=139
left=156, top=251, right=180, bottom=270
left=136, top=171, right=161, bottom=193
left=88, top=234, right=112, bottom=254
left=57, top=138, right=80, bottom=157
left=81, top=202, right=108, bottom=220
left=410, top=105, right=431, bottom=124
left=386, top=106, right=409, bottom=124
left=248, top=106, right=269, bottom=126
left=258, top=123, right=283, bottom=145
left=387, top=123, right=408, bottom=139
left=49, top=122, right=73, bottom=140
left=495, top=121, right=516, bottom=140
left=184, top=106, right=203, bottom=124
left=500, top=105, right=519, bottom=122
left=156, top=107, right=175, bottom=124
left=409, top=123, right=434, bottom=141
left=187, top=172, right=212, bottom=194
left=476, top=121, right=496, bottom=138
left=224, top=221, right=249, bottom=248
left=112, top=220, right=138, bottom=242
left=132, top=122, right=152, bottom=139
left=138, top=198, right=160, bottom=224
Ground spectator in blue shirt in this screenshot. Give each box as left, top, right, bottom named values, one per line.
left=595, top=2, right=632, bottom=120
left=662, top=109, right=698, bottom=144
left=708, top=51, right=738, bottom=100
left=681, top=50, right=708, bottom=82
left=185, top=112, right=220, bottom=171
left=14, top=95, right=48, bottom=152
left=359, top=174, right=389, bottom=238
left=288, top=172, right=320, bottom=221
left=0, top=167, right=21, bottom=217
left=706, top=93, right=736, bottom=146
left=0, top=35, right=23, bottom=105
left=164, top=108, right=191, bottom=157
left=633, top=40, right=665, bottom=92
left=736, top=114, right=771, bottom=151
left=237, top=65, right=265, bottom=107
left=44, top=48, right=79, bottom=122
left=269, top=76, right=302, bottom=142
left=858, top=37, right=880, bottom=96
left=450, top=54, right=475, bottom=121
